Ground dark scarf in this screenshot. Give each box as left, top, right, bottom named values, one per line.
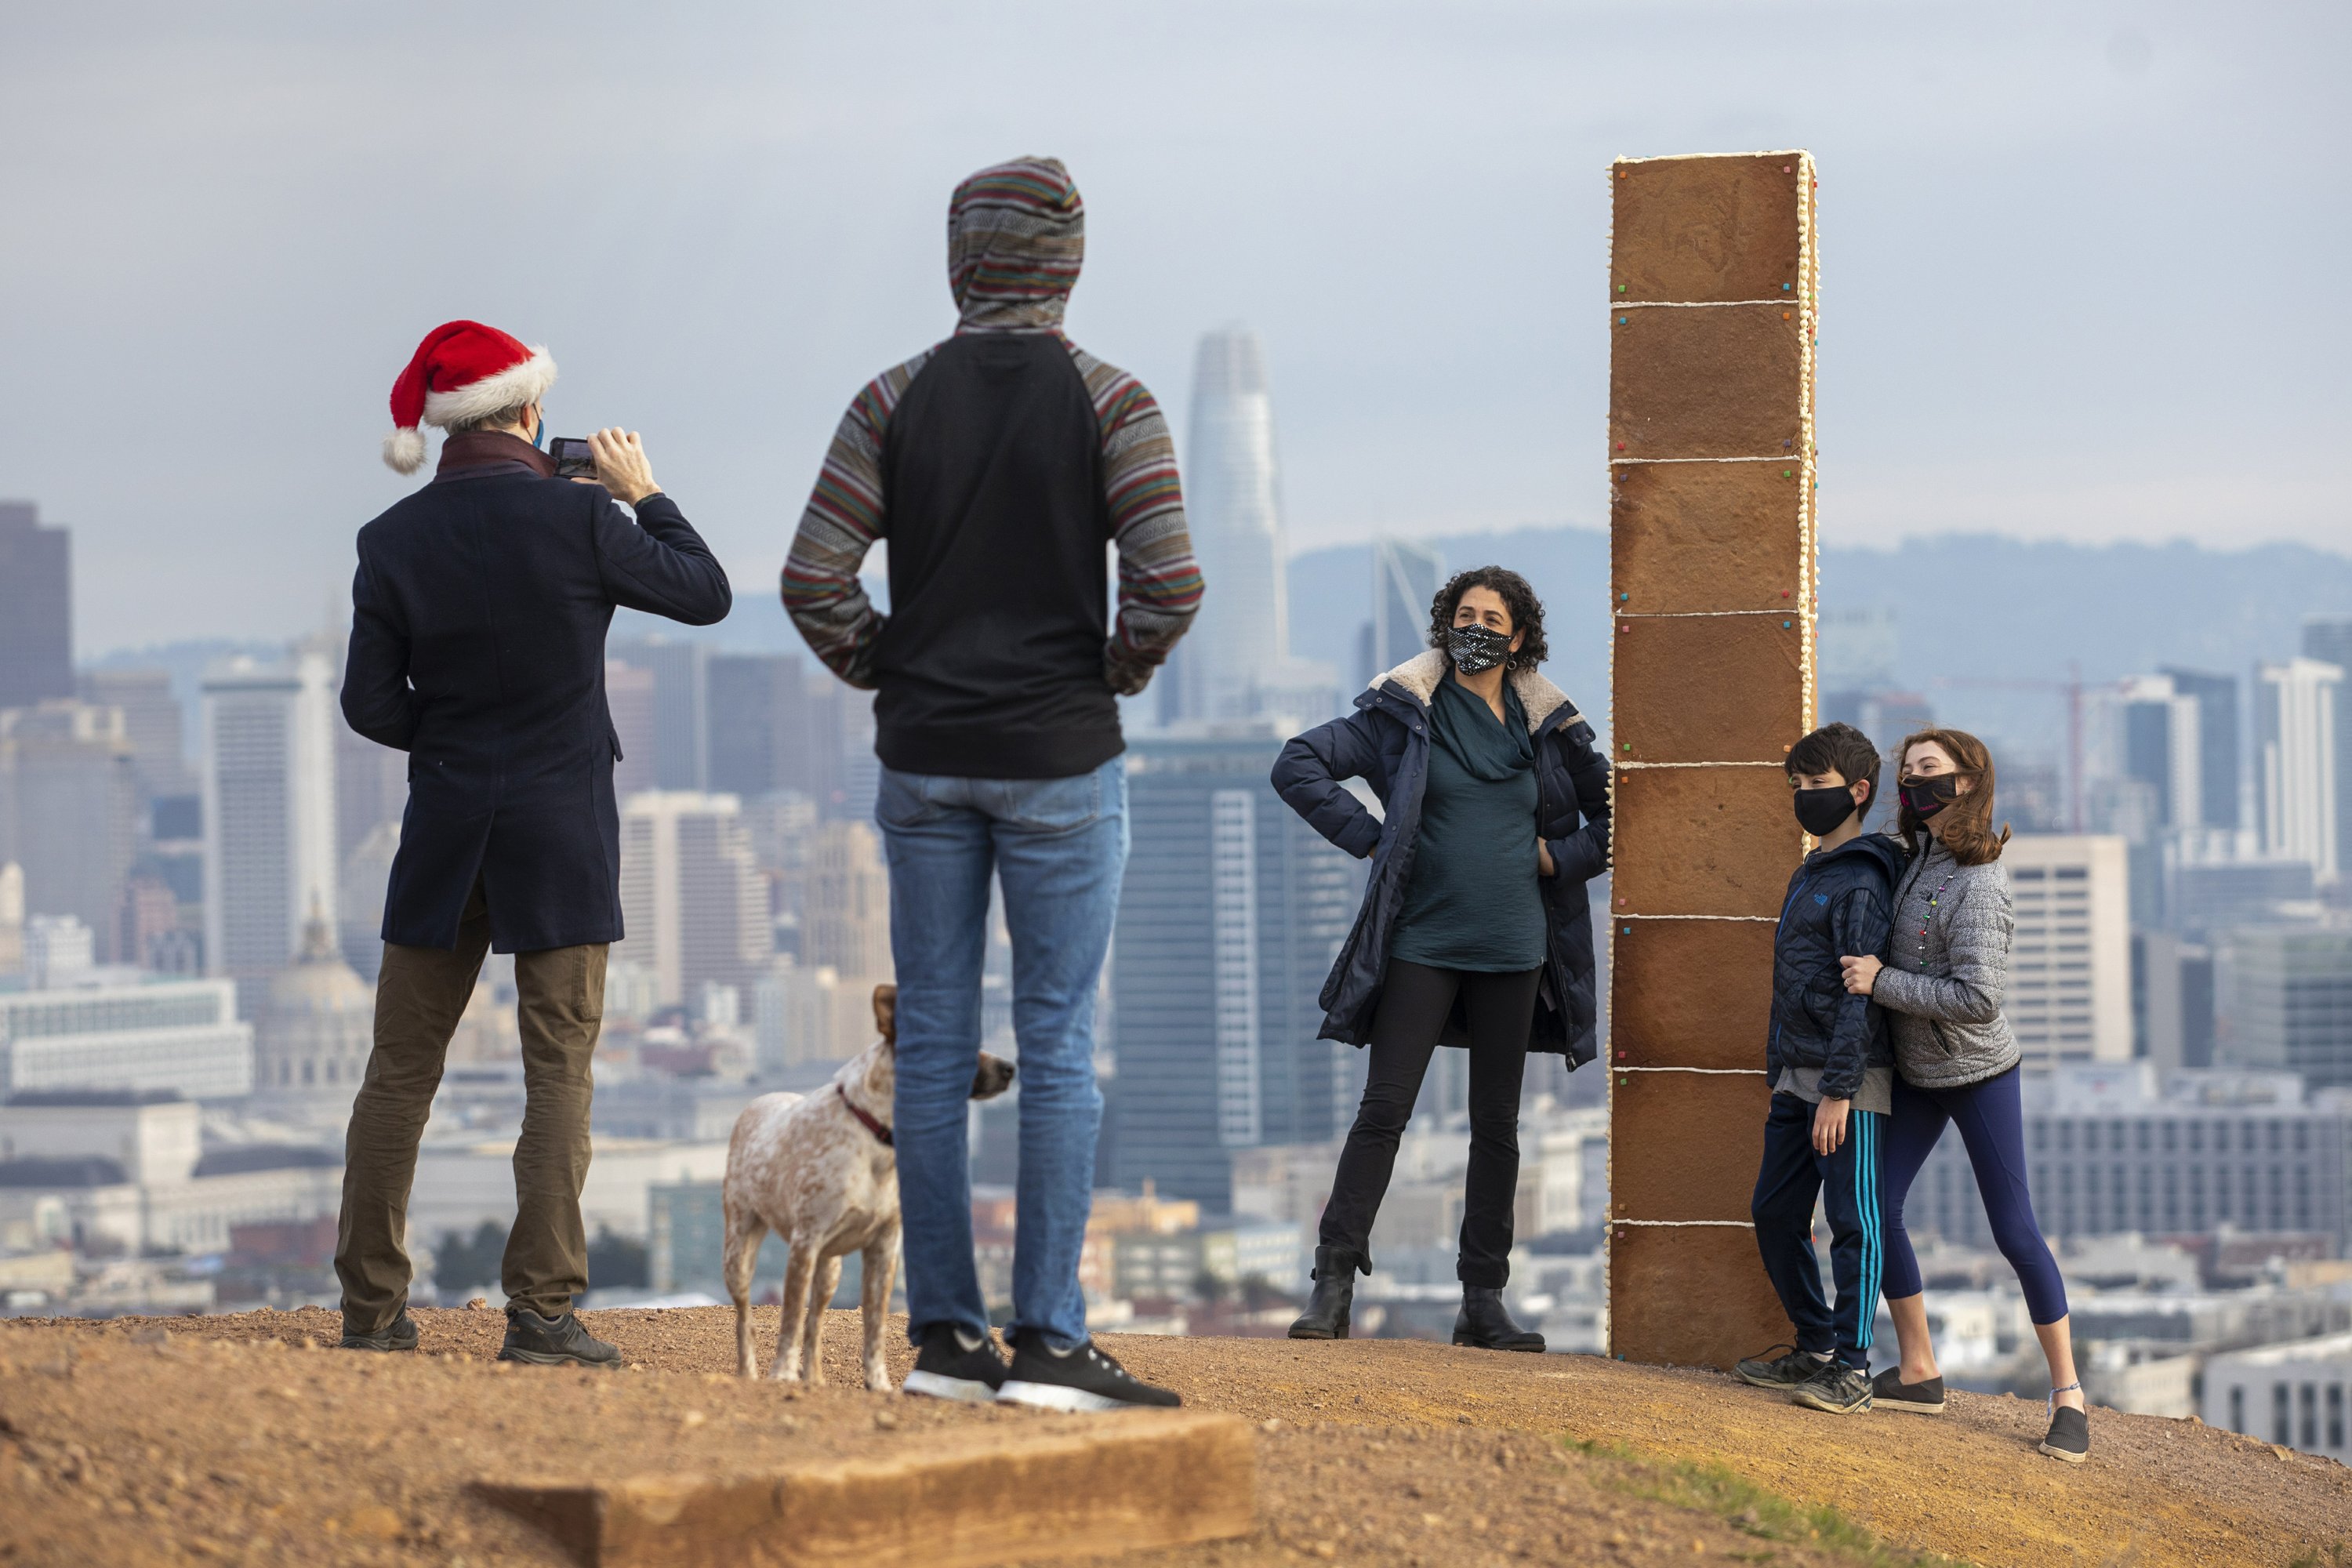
left=435, top=430, right=556, bottom=480
left=1428, top=669, right=1534, bottom=782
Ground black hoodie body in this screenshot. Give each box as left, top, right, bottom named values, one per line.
left=1766, top=831, right=1907, bottom=1100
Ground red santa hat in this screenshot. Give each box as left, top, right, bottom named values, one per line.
left=381, top=320, right=558, bottom=474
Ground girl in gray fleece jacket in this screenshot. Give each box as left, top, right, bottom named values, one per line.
left=1838, top=729, right=2088, bottom=1462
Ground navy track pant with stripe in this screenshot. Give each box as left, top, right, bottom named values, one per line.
left=1751, top=1091, right=1883, bottom=1369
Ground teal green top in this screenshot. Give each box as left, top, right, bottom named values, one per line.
left=1392, top=671, right=1547, bottom=973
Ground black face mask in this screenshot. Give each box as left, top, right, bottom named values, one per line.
left=1448, top=622, right=1512, bottom=674
left=1793, top=785, right=1860, bottom=837
left=1900, top=775, right=1960, bottom=818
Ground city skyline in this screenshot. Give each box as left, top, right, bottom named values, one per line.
left=4, top=5, right=2350, bottom=654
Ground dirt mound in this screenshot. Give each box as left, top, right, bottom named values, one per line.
left=2, top=1305, right=2344, bottom=1566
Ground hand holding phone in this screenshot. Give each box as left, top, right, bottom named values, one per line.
left=586, top=428, right=659, bottom=506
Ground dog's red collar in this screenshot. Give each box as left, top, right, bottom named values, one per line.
left=837, top=1083, right=893, bottom=1147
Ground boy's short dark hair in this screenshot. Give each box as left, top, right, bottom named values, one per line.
left=1786, top=722, right=1882, bottom=800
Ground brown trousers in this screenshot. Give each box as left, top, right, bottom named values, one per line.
left=335, top=879, right=607, bottom=1327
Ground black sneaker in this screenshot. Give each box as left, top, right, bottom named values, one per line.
left=1735, top=1343, right=1830, bottom=1389
left=998, top=1338, right=1181, bottom=1412
left=902, top=1327, right=1007, bottom=1403
left=1790, top=1360, right=1873, bottom=1415
left=1871, top=1367, right=1947, bottom=1414
left=339, top=1310, right=419, bottom=1352
left=497, top=1307, right=620, bottom=1368
left=2040, top=1403, right=2089, bottom=1463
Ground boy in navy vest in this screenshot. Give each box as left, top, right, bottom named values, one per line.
left=1737, top=722, right=1904, bottom=1414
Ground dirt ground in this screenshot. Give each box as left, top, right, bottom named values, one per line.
left=1, top=1305, right=2345, bottom=1567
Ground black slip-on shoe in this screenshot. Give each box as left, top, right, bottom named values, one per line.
left=902, top=1327, right=1007, bottom=1403
left=339, top=1310, right=419, bottom=1352
left=497, top=1307, right=620, bottom=1368
left=1871, top=1367, right=1947, bottom=1414
left=1790, top=1360, right=1874, bottom=1415
left=998, top=1338, right=1181, bottom=1412
left=2040, top=1403, right=2089, bottom=1463
left=1736, top=1344, right=1831, bottom=1389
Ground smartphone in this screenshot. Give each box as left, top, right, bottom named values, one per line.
left=550, top=437, right=597, bottom=480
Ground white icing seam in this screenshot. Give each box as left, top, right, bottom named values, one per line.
left=1607, top=913, right=1779, bottom=923
left=1610, top=456, right=1801, bottom=466
left=1611, top=760, right=1784, bottom=770
left=1610, top=1220, right=1756, bottom=1229
left=1610, top=150, right=1806, bottom=166
left=1610, top=299, right=1809, bottom=310
left=1613, top=609, right=1806, bottom=619
left=1613, top=1066, right=1766, bottom=1076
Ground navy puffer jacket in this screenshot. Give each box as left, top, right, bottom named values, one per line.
left=1270, top=651, right=1611, bottom=1063
left=1767, top=832, right=1907, bottom=1098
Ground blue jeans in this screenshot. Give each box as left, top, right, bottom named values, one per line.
left=876, top=755, right=1127, bottom=1351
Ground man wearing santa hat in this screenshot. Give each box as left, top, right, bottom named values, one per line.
left=336, top=320, right=732, bottom=1365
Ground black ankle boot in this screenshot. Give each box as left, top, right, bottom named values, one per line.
left=1453, top=1284, right=1544, bottom=1352
left=1288, top=1247, right=1360, bottom=1340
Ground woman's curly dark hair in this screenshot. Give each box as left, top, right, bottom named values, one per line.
left=1428, top=565, right=1548, bottom=670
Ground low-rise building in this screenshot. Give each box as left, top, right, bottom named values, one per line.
left=2205, top=1332, right=2352, bottom=1461
left=0, top=976, right=252, bottom=1100
left=0, top=1091, right=339, bottom=1256
left=1907, top=1064, right=2352, bottom=1252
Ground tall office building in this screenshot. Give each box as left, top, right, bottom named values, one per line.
left=2256, top=657, right=2342, bottom=885
left=2004, top=835, right=2133, bottom=1067
left=332, top=717, right=408, bottom=870
left=801, top=822, right=891, bottom=983
left=0, top=503, right=71, bottom=712
left=2117, top=675, right=2204, bottom=833
left=1358, top=538, right=1446, bottom=688
left=608, top=637, right=708, bottom=791
left=2221, top=928, right=2352, bottom=1093
left=201, top=649, right=339, bottom=1016
left=1169, top=327, right=1288, bottom=724
left=1109, top=729, right=1364, bottom=1209
left=0, top=703, right=140, bottom=961
left=77, top=668, right=191, bottom=800
left=614, top=792, right=771, bottom=1010
left=706, top=652, right=811, bottom=800
left=2159, top=666, right=2241, bottom=831
left=2301, top=618, right=2352, bottom=887
left=605, top=660, right=657, bottom=799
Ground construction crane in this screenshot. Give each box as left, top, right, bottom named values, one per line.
left=1929, top=664, right=2129, bottom=834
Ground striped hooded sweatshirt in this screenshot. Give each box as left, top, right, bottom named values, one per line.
left=783, top=158, right=1203, bottom=779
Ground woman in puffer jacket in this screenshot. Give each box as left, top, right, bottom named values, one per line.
left=1270, top=566, right=1610, bottom=1352
left=1839, top=727, right=2087, bottom=1462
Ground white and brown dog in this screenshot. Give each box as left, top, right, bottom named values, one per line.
left=722, top=982, right=1015, bottom=1390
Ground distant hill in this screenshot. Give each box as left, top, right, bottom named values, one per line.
left=1290, top=529, right=2352, bottom=755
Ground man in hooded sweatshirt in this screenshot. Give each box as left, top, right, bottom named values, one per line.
left=783, top=158, right=1201, bottom=1410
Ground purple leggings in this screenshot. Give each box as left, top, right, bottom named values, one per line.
left=1880, top=1066, right=2070, bottom=1325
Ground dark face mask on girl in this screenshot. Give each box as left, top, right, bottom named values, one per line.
left=1900, top=774, right=1961, bottom=818
left=1792, top=785, right=1861, bottom=837
left=1448, top=622, right=1513, bottom=674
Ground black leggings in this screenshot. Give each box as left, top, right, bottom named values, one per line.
left=1317, top=960, right=1541, bottom=1288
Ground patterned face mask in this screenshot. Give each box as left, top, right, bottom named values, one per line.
left=1448, top=622, right=1512, bottom=674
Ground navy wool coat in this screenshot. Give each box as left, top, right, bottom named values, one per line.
left=341, top=436, right=732, bottom=952
left=1271, top=650, right=1612, bottom=1063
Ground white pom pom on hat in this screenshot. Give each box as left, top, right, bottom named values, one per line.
left=382, top=320, right=557, bottom=474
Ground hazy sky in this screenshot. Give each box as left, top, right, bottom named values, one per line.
left=4, top=1, right=2347, bottom=654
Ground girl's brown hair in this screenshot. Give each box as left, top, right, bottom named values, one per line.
left=1895, top=727, right=2012, bottom=866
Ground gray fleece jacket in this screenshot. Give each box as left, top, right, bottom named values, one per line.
left=1871, top=836, right=2021, bottom=1089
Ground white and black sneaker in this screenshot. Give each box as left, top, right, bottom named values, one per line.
left=998, top=1338, right=1181, bottom=1412
left=902, top=1327, right=1008, bottom=1403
